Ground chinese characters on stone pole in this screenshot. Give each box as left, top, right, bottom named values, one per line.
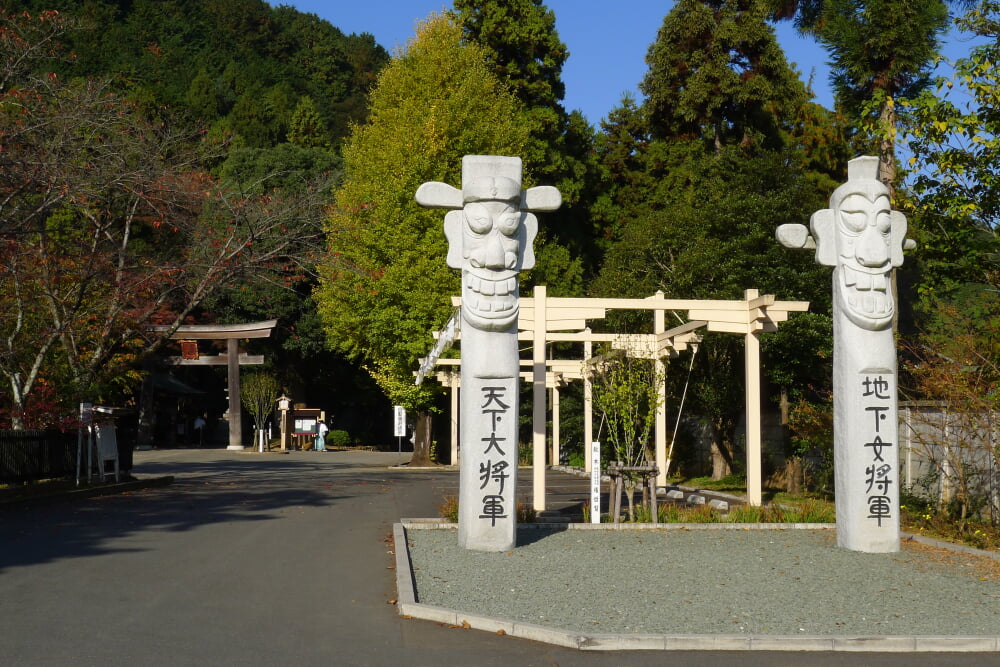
left=416, top=156, right=560, bottom=551
left=777, top=156, right=914, bottom=553
left=479, top=386, right=511, bottom=526
left=861, top=373, right=896, bottom=527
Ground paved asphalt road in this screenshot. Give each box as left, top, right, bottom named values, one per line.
left=0, top=449, right=988, bottom=666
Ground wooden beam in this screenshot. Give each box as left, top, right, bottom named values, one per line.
left=150, top=319, right=277, bottom=340
left=164, top=354, right=265, bottom=366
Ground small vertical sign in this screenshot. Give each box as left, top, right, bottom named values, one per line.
left=393, top=406, right=406, bottom=437
left=590, top=441, right=601, bottom=524
left=393, top=405, right=406, bottom=455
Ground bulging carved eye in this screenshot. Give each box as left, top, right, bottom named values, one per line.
left=465, top=203, right=492, bottom=234
left=876, top=211, right=891, bottom=235
left=840, top=210, right=865, bottom=233
left=497, top=212, right=519, bottom=236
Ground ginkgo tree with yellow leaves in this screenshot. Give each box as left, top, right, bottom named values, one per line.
left=314, top=14, right=532, bottom=465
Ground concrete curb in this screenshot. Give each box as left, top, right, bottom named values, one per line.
left=401, top=519, right=837, bottom=532
left=394, top=520, right=1000, bottom=652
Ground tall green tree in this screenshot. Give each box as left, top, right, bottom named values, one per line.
left=820, top=0, right=949, bottom=191
left=594, top=146, right=831, bottom=477
left=641, top=0, right=809, bottom=151
left=590, top=1, right=841, bottom=477
left=902, top=0, right=1000, bottom=295
left=768, top=0, right=950, bottom=192
left=314, top=14, right=530, bottom=464
left=453, top=0, right=597, bottom=271
left=590, top=94, right=655, bottom=253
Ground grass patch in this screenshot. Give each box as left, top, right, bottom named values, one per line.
left=608, top=495, right=836, bottom=524
left=437, top=495, right=536, bottom=523
left=900, top=497, right=999, bottom=552
left=678, top=473, right=747, bottom=493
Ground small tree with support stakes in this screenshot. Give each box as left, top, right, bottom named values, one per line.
left=242, top=373, right=281, bottom=451
left=590, top=344, right=664, bottom=522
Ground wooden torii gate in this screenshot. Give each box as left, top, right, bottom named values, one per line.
left=152, top=320, right=277, bottom=450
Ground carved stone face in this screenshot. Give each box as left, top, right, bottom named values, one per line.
left=459, top=200, right=523, bottom=331
left=834, top=188, right=894, bottom=330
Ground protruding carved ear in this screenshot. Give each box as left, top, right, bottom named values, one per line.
left=810, top=209, right=837, bottom=267
left=776, top=224, right=814, bottom=250
left=415, top=182, right=463, bottom=209
left=521, top=186, right=561, bottom=212
left=520, top=212, right=538, bottom=270
left=443, top=210, right=463, bottom=269
left=889, top=210, right=910, bottom=268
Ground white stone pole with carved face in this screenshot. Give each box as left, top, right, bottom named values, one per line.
left=778, top=156, right=914, bottom=553
left=416, top=155, right=560, bottom=551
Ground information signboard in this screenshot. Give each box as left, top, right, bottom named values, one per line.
left=293, top=418, right=317, bottom=435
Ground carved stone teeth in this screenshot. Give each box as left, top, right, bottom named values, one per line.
left=856, top=272, right=872, bottom=290
left=844, top=269, right=857, bottom=287
left=480, top=279, right=495, bottom=296
left=873, top=274, right=887, bottom=291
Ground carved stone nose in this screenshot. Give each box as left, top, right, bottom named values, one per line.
left=482, top=234, right=507, bottom=268
left=856, top=225, right=888, bottom=267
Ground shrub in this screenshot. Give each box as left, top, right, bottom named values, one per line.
left=436, top=496, right=535, bottom=524
left=438, top=495, right=458, bottom=522
left=327, top=429, right=351, bottom=448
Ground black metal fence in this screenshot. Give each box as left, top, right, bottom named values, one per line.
left=0, top=429, right=78, bottom=485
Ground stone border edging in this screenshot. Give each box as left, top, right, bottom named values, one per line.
left=902, top=531, right=1000, bottom=562
left=393, top=520, right=1000, bottom=652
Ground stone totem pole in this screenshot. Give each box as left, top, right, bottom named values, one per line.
left=416, top=155, right=560, bottom=551
left=777, top=156, right=915, bottom=553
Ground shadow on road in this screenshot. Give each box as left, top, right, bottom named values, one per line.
left=0, top=451, right=449, bottom=573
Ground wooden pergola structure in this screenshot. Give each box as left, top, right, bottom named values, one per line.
left=422, top=288, right=808, bottom=509
left=151, top=320, right=277, bottom=450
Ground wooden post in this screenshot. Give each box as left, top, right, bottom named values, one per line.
left=450, top=378, right=460, bottom=466
left=227, top=338, right=243, bottom=451
left=745, top=289, right=763, bottom=506
left=551, top=384, right=560, bottom=466
left=533, top=285, right=548, bottom=512
left=583, top=334, right=593, bottom=473
left=653, top=295, right=668, bottom=487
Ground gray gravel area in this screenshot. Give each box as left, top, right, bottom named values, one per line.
left=407, top=527, right=1000, bottom=637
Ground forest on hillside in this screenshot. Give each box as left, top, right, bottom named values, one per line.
left=2, top=0, right=998, bottom=506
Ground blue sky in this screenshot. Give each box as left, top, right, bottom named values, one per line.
left=275, top=2, right=975, bottom=128
left=275, top=1, right=834, bottom=125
